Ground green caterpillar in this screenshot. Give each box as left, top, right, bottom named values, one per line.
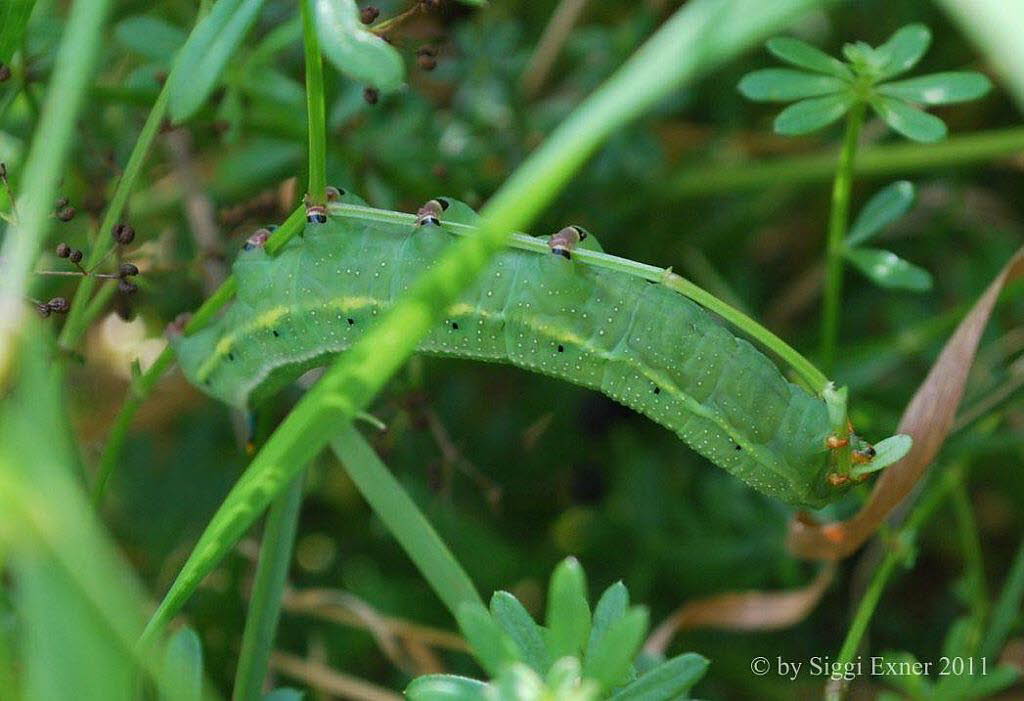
left=172, top=193, right=895, bottom=509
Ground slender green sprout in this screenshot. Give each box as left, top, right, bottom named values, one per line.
left=300, top=0, right=327, bottom=206
left=821, top=103, right=866, bottom=372
left=825, top=467, right=961, bottom=701
left=231, top=474, right=304, bottom=701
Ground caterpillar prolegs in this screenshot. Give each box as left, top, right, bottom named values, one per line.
left=171, top=194, right=903, bottom=508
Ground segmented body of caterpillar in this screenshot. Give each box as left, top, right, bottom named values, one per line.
left=172, top=198, right=849, bottom=508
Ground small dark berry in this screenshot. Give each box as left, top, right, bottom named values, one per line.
left=113, top=223, right=135, bottom=245
left=69, top=249, right=83, bottom=263
left=0, top=64, right=11, bottom=83
left=57, top=206, right=76, bottom=222
left=46, top=297, right=70, bottom=313
left=118, top=280, right=138, bottom=294
left=360, top=6, right=380, bottom=23
left=363, top=87, right=379, bottom=105
left=56, top=243, right=71, bottom=258
left=118, top=262, right=140, bottom=277
left=417, top=54, right=437, bottom=71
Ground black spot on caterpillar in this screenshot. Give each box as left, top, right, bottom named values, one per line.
left=172, top=193, right=882, bottom=508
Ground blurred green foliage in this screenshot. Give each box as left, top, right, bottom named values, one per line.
left=1, top=0, right=1023, bottom=699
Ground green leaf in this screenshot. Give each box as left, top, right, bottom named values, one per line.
left=161, top=628, right=203, bottom=701
left=609, top=653, right=709, bottom=700
left=456, top=602, right=523, bottom=677
left=737, top=68, right=847, bottom=101
left=878, top=71, right=992, bottom=104
left=582, top=607, right=648, bottom=691
left=490, top=592, right=550, bottom=674
left=845, top=247, right=933, bottom=291
left=546, top=557, right=592, bottom=660
left=492, top=664, right=547, bottom=701
left=851, top=434, right=913, bottom=477
left=115, top=16, right=187, bottom=62
left=0, top=0, right=36, bottom=64
left=773, top=92, right=853, bottom=135
left=870, top=95, right=947, bottom=142
left=167, top=0, right=267, bottom=122
left=874, top=24, right=931, bottom=80
left=847, top=181, right=915, bottom=246
left=406, top=675, right=488, bottom=701
left=586, top=582, right=629, bottom=660
left=765, top=36, right=852, bottom=79
left=314, top=0, right=404, bottom=92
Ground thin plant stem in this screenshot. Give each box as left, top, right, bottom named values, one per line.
left=368, top=3, right=421, bottom=36
left=91, top=206, right=307, bottom=506
left=821, top=102, right=866, bottom=373
left=825, top=467, right=962, bottom=701
left=232, top=473, right=305, bottom=701
left=300, top=0, right=327, bottom=205
left=327, top=202, right=831, bottom=393
left=330, top=424, right=483, bottom=617
left=669, top=125, right=1024, bottom=197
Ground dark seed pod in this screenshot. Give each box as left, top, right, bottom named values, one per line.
left=363, top=87, right=379, bottom=105
left=417, top=54, right=437, bottom=71
left=69, top=248, right=83, bottom=263
left=56, top=242, right=71, bottom=258
left=113, top=223, right=136, bottom=245
left=0, top=64, right=11, bottom=83
left=118, top=262, right=140, bottom=277
left=360, top=5, right=379, bottom=23
left=46, top=297, right=70, bottom=313
left=118, top=280, right=138, bottom=294
left=56, top=206, right=76, bottom=222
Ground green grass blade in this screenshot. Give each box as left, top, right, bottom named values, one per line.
left=232, top=474, right=305, bottom=701
left=167, top=0, right=266, bottom=122
left=141, top=0, right=831, bottom=644
left=330, top=424, right=482, bottom=615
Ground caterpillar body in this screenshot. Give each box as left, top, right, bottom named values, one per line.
left=172, top=195, right=872, bottom=508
